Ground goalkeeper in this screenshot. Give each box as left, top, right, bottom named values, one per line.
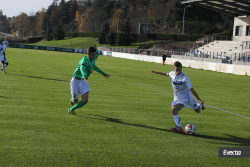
left=69, top=46, right=110, bottom=115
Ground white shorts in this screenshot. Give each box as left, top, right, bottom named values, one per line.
left=172, top=96, right=199, bottom=111
left=70, top=78, right=90, bottom=99
left=0, top=55, right=8, bottom=63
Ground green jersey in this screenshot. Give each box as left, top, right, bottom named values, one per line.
left=95, top=50, right=99, bottom=59
left=73, top=56, right=105, bottom=80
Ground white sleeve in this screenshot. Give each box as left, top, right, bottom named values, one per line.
left=169, top=71, right=174, bottom=79
left=185, top=75, right=193, bottom=90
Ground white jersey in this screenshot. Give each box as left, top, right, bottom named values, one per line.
left=0, top=45, right=4, bottom=56
left=169, top=71, right=193, bottom=101
left=0, top=44, right=6, bottom=62
left=3, top=41, right=8, bottom=51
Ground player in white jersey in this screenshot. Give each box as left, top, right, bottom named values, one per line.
left=1, top=39, right=9, bottom=73
left=2, top=39, right=8, bottom=51
left=0, top=44, right=7, bottom=74
left=150, top=61, right=205, bottom=133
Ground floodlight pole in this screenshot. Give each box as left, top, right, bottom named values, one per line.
left=182, top=5, right=191, bottom=35
left=117, top=6, right=125, bottom=32
left=60, top=16, right=66, bottom=24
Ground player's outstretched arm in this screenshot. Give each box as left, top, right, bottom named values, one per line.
left=150, top=70, right=169, bottom=76
left=104, top=73, right=110, bottom=78
left=190, top=88, right=204, bottom=105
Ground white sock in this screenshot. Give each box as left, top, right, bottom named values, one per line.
left=197, top=102, right=202, bottom=109
left=173, top=115, right=183, bottom=129
left=2, top=64, right=5, bottom=72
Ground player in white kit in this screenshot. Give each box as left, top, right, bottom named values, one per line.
left=1, top=39, right=8, bottom=74
left=150, top=61, right=205, bottom=133
left=0, top=44, right=7, bottom=74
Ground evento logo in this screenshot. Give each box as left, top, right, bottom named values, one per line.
left=19, top=45, right=25, bottom=48
left=223, top=150, right=241, bottom=156
left=34, top=46, right=38, bottom=49
left=219, top=147, right=250, bottom=158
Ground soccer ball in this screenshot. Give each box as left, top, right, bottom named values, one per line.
left=185, top=123, right=196, bottom=135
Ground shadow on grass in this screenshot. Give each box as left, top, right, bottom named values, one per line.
left=9, top=73, right=69, bottom=82
left=0, top=96, right=11, bottom=98
left=84, top=114, right=171, bottom=133
left=111, top=74, right=168, bottom=82
left=83, top=115, right=249, bottom=147
left=193, top=134, right=250, bottom=147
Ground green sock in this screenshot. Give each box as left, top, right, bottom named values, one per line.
left=70, top=101, right=85, bottom=111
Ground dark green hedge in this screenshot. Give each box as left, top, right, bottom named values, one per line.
left=212, top=28, right=233, bottom=40
left=147, top=34, right=204, bottom=41
left=175, top=21, right=221, bottom=35
left=28, top=37, right=43, bottom=43
left=42, top=34, right=47, bottom=39
left=42, top=31, right=204, bottom=42
left=130, top=33, right=203, bottom=42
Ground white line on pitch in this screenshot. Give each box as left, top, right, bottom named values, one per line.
left=139, top=84, right=250, bottom=120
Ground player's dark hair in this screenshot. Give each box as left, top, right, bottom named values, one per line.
left=174, top=61, right=182, bottom=67
left=88, top=46, right=96, bottom=54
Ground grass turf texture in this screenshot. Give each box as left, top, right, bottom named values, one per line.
left=0, top=48, right=249, bottom=166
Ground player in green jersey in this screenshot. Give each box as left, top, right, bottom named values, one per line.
left=93, top=45, right=99, bottom=59
left=68, top=46, right=110, bottom=115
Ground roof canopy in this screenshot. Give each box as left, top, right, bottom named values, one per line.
left=181, top=0, right=250, bottom=17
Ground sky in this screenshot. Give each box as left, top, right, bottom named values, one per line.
left=1, top=0, right=69, bottom=18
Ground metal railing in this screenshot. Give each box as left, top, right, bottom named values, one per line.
left=173, top=49, right=250, bottom=65
left=102, top=46, right=172, bottom=57
left=102, top=46, right=250, bottom=65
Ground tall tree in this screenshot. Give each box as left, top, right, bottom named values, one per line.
left=110, top=8, right=126, bottom=32
left=69, top=0, right=79, bottom=22
left=47, top=28, right=53, bottom=41
left=15, top=13, right=29, bottom=37
left=37, top=8, right=47, bottom=34
left=98, top=21, right=110, bottom=44
left=75, top=11, right=87, bottom=32
left=117, top=18, right=132, bottom=46
left=53, top=24, right=65, bottom=40
left=91, top=0, right=116, bottom=31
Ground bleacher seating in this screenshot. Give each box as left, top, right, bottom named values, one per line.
left=197, top=40, right=244, bottom=56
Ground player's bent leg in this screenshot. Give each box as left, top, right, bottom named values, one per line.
left=81, top=92, right=89, bottom=104
left=195, top=106, right=201, bottom=113
left=199, top=102, right=205, bottom=110
left=194, top=102, right=205, bottom=113
left=69, top=92, right=89, bottom=114
left=171, top=104, right=184, bottom=133
left=171, top=103, right=183, bottom=115
left=72, top=98, right=78, bottom=104
left=1, top=62, right=6, bottom=74
left=1, top=61, right=4, bottom=71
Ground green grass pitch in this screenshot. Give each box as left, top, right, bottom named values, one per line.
left=0, top=48, right=249, bottom=166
